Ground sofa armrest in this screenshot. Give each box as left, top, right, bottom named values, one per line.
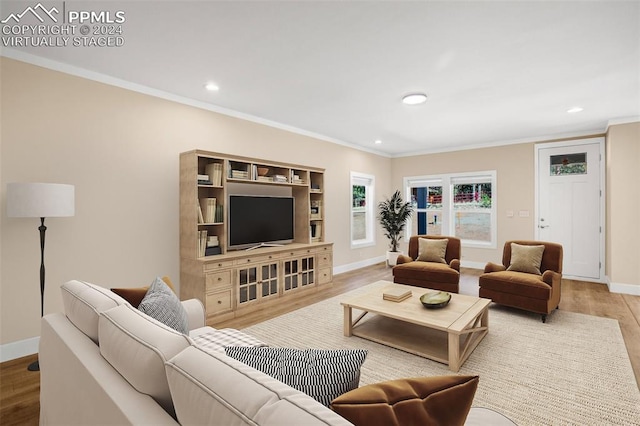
left=181, top=299, right=206, bottom=330
left=449, top=259, right=461, bottom=272
left=484, top=262, right=506, bottom=273
left=396, top=254, right=414, bottom=265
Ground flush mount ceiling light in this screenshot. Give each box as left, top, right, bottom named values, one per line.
left=567, top=106, right=584, bottom=113
left=402, top=93, right=427, bottom=105
left=374, top=139, right=382, bottom=145
left=205, top=82, right=219, bottom=91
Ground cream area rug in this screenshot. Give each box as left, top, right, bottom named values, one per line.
left=243, top=281, right=640, bottom=425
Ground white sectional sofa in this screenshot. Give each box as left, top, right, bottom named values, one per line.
left=39, top=279, right=514, bottom=425
left=39, top=280, right=353, bottom=425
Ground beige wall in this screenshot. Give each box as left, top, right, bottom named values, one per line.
left=2, top=57, right=637, bottom=349
left=606, top=122, right=640, bottom=289
left=390, top=143, right=537, bottom=265
left=0, top=58, right=391, bottom=345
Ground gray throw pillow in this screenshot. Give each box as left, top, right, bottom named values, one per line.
left=507, top=243, right=545, bottom=275
left=224, top=347, right=367, bottom=406
left=138, top=277, right=189, bottom=334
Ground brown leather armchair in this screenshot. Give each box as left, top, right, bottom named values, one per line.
left=479, top=240, right=563, bottom=323
left=392, top=235, right=461, bottom=293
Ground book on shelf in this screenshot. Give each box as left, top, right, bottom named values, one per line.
left=205, top=246, right=222, bottom=256
left=197, top=202, right=204, bottom=223
left=273, top=174, right=288, bottom=183
left=205, top=162, right=223, bottom=186
left=207, top=235, right=219, bottom=247
left=197, top=174, right=211, bottom=184
left=382, top=287, right=412, bottom=302
left=199, top=197, right=217, bottom=223
left=197, top=230, right=208, bottom=257
left=214, top=204, right=223, bottom=223
left=231, top=170, right=249, bottom=179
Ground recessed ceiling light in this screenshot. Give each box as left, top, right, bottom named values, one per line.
left=205, top=82, right=219, bottom=91
left=374, top=140, right=382, bottom=145
left=402, top=93, right=427, bottom=105
left=567, top=107, right=583, bottom=113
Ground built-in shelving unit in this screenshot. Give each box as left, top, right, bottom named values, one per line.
left=179, top=150, right=332, bottom=323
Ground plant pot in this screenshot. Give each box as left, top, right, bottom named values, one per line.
left=386, top=251, right=403, bottom=267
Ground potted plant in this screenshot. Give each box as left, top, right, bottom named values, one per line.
left=378, top=190, right=413, bottom=266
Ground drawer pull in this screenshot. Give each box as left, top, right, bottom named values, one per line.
left=217, top=300, right=222, bottom=304
left=217, top=277, right=222, bottom=281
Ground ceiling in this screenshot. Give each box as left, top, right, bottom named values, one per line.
left=3, top=1, right=639, bottom=156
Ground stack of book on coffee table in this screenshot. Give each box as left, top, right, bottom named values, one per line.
left=382, top=287, right=412, bottom=302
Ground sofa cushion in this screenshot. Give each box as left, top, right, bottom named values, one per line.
left=111, top=276, right=177, bottom=308
left=330, top=375, right=478, bottom=426
left=507, top=243, right=545, bottom=275
left=225, top=347, right=367, bottom=406
left=61, top=280, right=128, bottom=344
left=138, top=277, right=189, bottom=334
left=417, top=238, right=448, bottom=263
left=98, top=304, right=192, bottom=418
left=166, top=346, right=353, bottom=426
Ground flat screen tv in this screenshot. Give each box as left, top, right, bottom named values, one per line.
left=228, top=195, right=295, bottom=250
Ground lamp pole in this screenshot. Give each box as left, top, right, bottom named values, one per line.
left=6, top=182, right=75, bottom=372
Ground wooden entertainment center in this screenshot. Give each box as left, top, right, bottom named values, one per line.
left=179, top=150, right=332, bottom=324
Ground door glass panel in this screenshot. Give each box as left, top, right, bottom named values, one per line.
left=239, top=287, right=247, bottom=303
left=240, top=270, right=247, bottom=285
left=249, top=285, right=256, bottom=300
left=412, top=186, right=442, bottom=235
left=550, top=153, right=587, bottom=175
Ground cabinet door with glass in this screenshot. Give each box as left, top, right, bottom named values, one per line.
left=282, top=255, right=315, bottom=293
left=237, top=261, right=279, bottom=305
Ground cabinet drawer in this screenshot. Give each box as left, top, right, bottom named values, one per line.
left=206, top=289, right=232, bottom=315
left=318, top=268, right=332, bottom=285
left=235, top=254, right=278, bottom=265
left=285, top=248, right=314, bottom=258
left=317, top=253, right=332, bottom=268
left=204, top=260, right=234, bottom=271
left=206, top=270, right=232, bottom=288
left=314, top=245, right=332, bottom=253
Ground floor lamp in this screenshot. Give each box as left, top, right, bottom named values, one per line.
left=6, top=182, right=75, bottom=372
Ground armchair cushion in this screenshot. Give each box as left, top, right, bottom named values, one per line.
left=416, top=238, right=448, bottom=263
left=478, top=271, right=551, bottom=300
left=506, top=243, right=545, bottom=275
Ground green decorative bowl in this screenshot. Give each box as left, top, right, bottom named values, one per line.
left=420, top=291, right=451, bottom=309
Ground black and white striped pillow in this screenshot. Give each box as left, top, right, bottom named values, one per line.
left=225, top=347, right=367, bottom=406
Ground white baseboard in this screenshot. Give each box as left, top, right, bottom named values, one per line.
left=0, top=337, right=39, bottom=363
left=334, top=255, right=386, bottom=275
left=606, top=277, right=640, bottom=295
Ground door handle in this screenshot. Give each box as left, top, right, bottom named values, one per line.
left=539, top=225, right=549, bottom=228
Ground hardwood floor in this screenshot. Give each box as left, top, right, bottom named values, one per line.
left=1, top=264, right=638, bottom=426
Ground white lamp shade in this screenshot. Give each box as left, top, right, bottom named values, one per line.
left=7, top=183, right=75, bottom=218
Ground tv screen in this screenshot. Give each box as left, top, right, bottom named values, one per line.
left=228, top=195, right=295, bottom=249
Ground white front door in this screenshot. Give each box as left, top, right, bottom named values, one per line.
left=536, top=139, right=604, bottom=281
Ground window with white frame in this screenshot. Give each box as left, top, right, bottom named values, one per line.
left=351, top=172, right=375, bottom=248
left=405, top=171, right=496, bottom=248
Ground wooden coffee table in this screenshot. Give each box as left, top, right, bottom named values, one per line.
left=341, top=281, right=490, bottom=372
